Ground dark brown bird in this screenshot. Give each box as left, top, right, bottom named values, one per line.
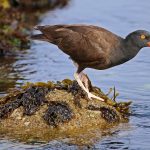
left=31, top=24, right=150, bottom=101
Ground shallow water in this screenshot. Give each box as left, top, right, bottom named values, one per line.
left=0, top=0, right=150, bottom=149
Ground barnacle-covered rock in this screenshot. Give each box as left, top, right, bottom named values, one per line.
left=0, top=79, right=131, bottom=145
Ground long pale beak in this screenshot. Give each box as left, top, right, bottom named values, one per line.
left=147, top=42, right=150, bottom=47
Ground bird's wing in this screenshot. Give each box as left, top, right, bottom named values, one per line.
left=33, top=25, right=122, bottom=64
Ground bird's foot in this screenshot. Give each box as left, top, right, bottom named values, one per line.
left=87, top=92, right=105, bottom=101
left=74, top=72, right=105, bottom=102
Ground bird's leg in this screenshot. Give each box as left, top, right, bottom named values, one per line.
left=74, top=72, right=104, bottom=101
left=79, top=72, right=92, bottom=91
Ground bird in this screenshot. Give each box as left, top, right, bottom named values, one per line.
left=31, top=24, right=150, bottom=101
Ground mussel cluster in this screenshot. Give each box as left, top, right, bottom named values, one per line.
left=44, top=101, right=73, bottom=127
left=87, top=105, right=119, bottom=123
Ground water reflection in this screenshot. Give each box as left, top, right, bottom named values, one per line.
left=0, top=56, right=20, bottom=93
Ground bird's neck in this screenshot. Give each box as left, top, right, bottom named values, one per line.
left=109, top=39, right=141, bottom=68
left=122, top=39, right=141, bottom=60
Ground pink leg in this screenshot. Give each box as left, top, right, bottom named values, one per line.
left=74, top=72, right=104, bottom=101
left=79, top=72, right=92, bottom=91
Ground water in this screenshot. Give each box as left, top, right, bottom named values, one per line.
left=0, top=0, right=150, bottom=149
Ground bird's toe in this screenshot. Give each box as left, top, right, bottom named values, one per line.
left=87, top=92, right=104, bottom=102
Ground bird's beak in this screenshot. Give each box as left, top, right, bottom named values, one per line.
left=147, top=42, right=150, bottom=47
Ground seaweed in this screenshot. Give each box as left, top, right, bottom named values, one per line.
left=22, top=81, right=55, bottom=90
left=114, top=101, right=132, bottom=119
left=43, top=101, right=73, bottom=127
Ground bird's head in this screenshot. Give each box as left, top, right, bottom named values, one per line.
left=125, top=30, right=150, bottom=49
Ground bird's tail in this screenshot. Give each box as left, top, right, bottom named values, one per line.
left=30, top=26, right=49, bottom=41
left=30, top=34, right=48, bottom=41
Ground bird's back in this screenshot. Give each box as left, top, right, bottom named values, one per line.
left=32, top=24, right=124, bottom=70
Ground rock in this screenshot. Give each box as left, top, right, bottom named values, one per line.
left=0, top=79, right=131, bottom=145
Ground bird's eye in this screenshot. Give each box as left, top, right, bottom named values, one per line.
left=140, top=34, right=146, bottom=40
